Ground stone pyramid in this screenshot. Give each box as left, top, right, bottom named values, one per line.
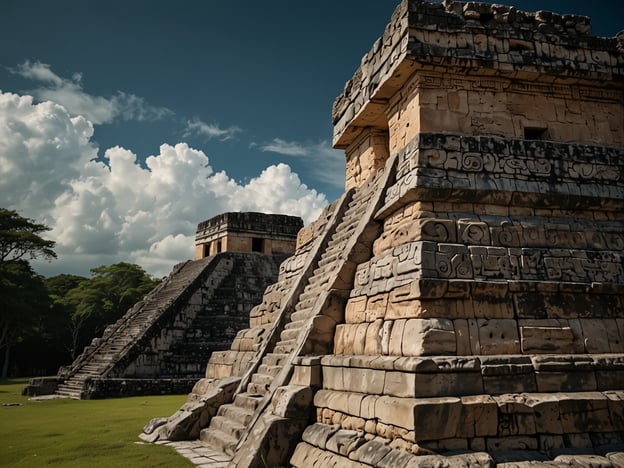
left=142, top=1, right=624, bottom=466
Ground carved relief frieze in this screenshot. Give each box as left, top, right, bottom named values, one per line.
left=353, top=240, right=624, bottom=297
left=414, top=72, right=623, bottom=103
left=373, top=211, right=624, bottom=255
left=384, top=133, right=624, bottom=212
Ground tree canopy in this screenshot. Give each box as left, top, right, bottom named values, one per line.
left=53, top=263, right=161, bottom=360
left=0, top=208, right=57, bottom=376
left=0, top=208, right=56, bottom=264
left=0, top=208, right=164, bottom=376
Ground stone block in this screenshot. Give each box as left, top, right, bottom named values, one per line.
left=366, top=294, right=389, bottom=322
left=375, top=395, right=462, bottom=440
left=301, top=423, right=341, bottom=450
left=524, top=394, right=563, bottom=434
left=481, top=356, right=537, bottom=394
left=401, top=318, right=456, bottom=356
left=360, top=394, right=378, bottom=420
left=380, top=320, right=393, bottom=355
left=535, top=370, right=597, bottom=393
left=414, top=371, right=484, bottom=398
left=411, top=386, right=465, bottom=434
left=272, top=385, right=313, bottom=418
left=494, top=394, right=537, bottom=436
left=580, top=319, right=613, bottom=353
left=291, top=363, right=322, bottom=388
left=383, top=371, right=416, bottom=398
left=487, top=436, right=538, bottom=451
left=520, top=326, right=575, bottom=353
left=558, top=392, right=613, bottom=433
left=604, top=391, right=624, bottom=429
left=333, top=325, right=346, bottom=355
left=553, top=454, right=614, bottom=467
left=476, top=319, right=520, bottom=354
left=322, top=366, right=344, bottom=391
left=458, top=395, right=498, bottom=437
left=454, top=319, right=471, bottom=355
left=343, top=367, right=385, bottom=395
left=325, top=429, right=366, bottom=457
left=364, top=320, right=383, bottom=355
left=349, top=440, right=393, bottom=466
left=389, top=319, right=406, bottom=356
left=377, top=447, right=420, bottom=468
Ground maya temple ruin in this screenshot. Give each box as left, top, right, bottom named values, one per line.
left=24, top=212, right=302, bottom=399
left=137, top=1, right=624, bottom=466
left=34, top=0, right=624, bottom=466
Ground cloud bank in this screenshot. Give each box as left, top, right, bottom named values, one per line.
left=0, top=90, right=327, bottom=277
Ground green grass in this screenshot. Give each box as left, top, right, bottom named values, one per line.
left=0, top=378, right=194, bottom=467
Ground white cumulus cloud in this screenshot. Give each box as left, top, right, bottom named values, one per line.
left=0, top=90, right=328, bottom=277
left=12, top=61, right=172, bottom=124
left=258, top=138, right=345, bottom=189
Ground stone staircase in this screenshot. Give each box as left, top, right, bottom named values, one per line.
left=56, top=256, right=218, bottom=398
left=194, top=155, right=396, bottom=463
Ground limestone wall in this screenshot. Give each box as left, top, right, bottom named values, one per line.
left=387, top=71, right=624, bottom=155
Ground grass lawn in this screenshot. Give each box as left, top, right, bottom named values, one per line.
left=0, top=378, right=194, bottom=467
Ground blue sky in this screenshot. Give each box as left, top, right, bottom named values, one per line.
left=1, top=0, right=622, bottom=277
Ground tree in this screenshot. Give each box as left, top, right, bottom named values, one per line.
left=44, top=274, right=86, bottom=362
left=0, top=260, right=51, bottom=376
left=0, top=208, right=56, bottom=377
left=60, top=263, right=160, bottom=359
left=0, top=208, right=56, bottom=264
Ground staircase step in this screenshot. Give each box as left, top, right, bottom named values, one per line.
left=209, top=416, right=246, bottom=440
left=233, top=393, right=263, bottom=411
left=262, top=353, right=289, bottom=366
left=246, top=382, right=270, bottom=396
left=283, top=319, right=306, bottom=331
left=293, top=298, right=315, bottom=313
left=290, top=308, right=314, bottom=322
left=280, top=326, right=302, bottom=342
left=251, top=373, right=274, bottom=388
left=318, top=252, right=342, bottom=267
left=273, top=339, right=297, bottom=355
left=299, top=289, right=322, bottom=303
left=257, top=364, right=282, bottom=377
left=217, top=404, right=254, bottom=426
left=199, top=427, right=238, bottom=456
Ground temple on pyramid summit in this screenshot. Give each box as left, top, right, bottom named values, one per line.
left=24, top=212, right=302, bottom=399
left=151, top=0, right=624, bottom=465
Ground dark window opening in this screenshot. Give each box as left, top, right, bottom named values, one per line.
left=479, top=13, right=494, bottom=23
left=216, top=240, right=222, bottom=253
left=252, top=237, right=264, bottom=253
left=203, top=244, right=210, bottom=258
left=524, top=127, right=547, bottom=140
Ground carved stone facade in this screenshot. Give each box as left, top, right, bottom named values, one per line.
left=195, top=212, right=302, bottom=259
left=144, top=1, right=624, bottom=466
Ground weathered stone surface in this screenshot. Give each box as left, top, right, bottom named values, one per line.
left=143, top=1, right=624, bottom=467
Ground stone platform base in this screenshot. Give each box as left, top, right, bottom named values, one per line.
left=82, top=378, right=199, bottom=399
